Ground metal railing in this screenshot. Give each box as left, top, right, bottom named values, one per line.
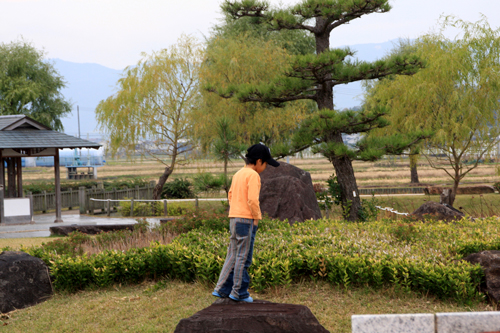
left=358, top=187, right=425, bottom=195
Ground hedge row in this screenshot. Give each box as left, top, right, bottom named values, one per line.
left=25, top=217, right=493, bottom=303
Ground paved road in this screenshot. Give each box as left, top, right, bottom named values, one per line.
left=0, top=210, right=161, bottom=239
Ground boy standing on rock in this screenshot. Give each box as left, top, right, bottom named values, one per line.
left=212, top=143, right=280, bottom=303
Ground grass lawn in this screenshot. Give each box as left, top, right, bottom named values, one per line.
left=0, top=237, right=61, bottom=250
left=374, top=193, right=500, bottom=217
left=322, top=193, right=500, bottom=220
left=2, top=280, right=492, bottom=333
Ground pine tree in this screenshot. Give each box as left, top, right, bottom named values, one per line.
left=213, top=0, right=428, bottom=221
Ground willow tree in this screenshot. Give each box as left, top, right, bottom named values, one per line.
left=194, top=33, right=315, bottom=155
left=194, top=8, right=316, bottom=156
left=211, top=0, right=426, bottom=221
left=96, top=35, right=202, bottom=199
left=364, top=16, right=500, bottom=206
left=363, top=39, right=424, bottom=184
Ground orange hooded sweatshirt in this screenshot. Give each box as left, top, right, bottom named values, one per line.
left=228, top=167, right=262, bottom=220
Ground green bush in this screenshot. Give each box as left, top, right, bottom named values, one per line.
left=39, top=231, right=90, bottom=256
left=119, top=201, right=190, bottom=217
left=161, top=210, right=229, bottom=234
left=23, top=216, right=496, bottom=303
left=193, top=173, right=227, bottom=195
left=161, top=178, right=194, bottom=199
left=24, top=178, right=150, bottom=194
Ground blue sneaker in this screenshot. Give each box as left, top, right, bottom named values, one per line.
left=229, top=294, right=253, bottom=303
left=212, top=291, right=224, bottom=298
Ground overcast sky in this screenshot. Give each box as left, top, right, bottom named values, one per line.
left=2, top=0, right=500, bottom=70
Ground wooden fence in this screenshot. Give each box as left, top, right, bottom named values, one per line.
left=29, top=182, right=156, bottom=213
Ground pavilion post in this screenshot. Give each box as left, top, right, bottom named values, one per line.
left=7, top=158, right=15, bottom=198
left=0, top=150, right=3, bottom=196
left=0, top=185, right=4, bottom=225
left=17, top=157, right=23, bottom=197
left=54, top=150, right=63, bottom=223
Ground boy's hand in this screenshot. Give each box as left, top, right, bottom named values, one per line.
left=253, top=219, right=259, bottom=226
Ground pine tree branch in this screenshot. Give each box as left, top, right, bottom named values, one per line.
left=325, top=0, right=391, bottom=34
left=222, top=1, right=269, bottom=19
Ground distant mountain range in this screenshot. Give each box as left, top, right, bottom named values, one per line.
left=53, top=39, right=398, bottom=138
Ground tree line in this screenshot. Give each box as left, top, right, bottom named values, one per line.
left=3, top=1, right=500, bottom=220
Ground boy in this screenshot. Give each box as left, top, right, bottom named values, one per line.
left=212, top=143, right=280, bottom=303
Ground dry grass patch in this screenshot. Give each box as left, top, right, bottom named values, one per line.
left=81, top=231, right=177, bottom=255
left=3, top=280, right=492, bottom=333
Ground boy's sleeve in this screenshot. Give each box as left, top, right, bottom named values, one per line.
left=247, top=173, right=262, bottom=220
left=228, top=186, right=232, bottom=206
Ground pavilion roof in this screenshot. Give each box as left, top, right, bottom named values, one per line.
left=0, top=115, right=101, bottom=149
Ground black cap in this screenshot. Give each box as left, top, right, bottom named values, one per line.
left=246, top=143, right=280, bottom=167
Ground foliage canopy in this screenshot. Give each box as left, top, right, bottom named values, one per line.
left=364, top=16, right=500, bottom=205
left=0, top=39, right=71, bottom=130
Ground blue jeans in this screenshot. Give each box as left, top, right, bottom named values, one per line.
left=215, top=220, right=258, bottom=299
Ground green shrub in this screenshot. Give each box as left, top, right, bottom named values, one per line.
left=161, top=178, right=194, bottom=199
left=161, top=210, right=229, bottom=234
left=24, top=178, right=150, bottom=194
left=39, top=231, right=90, bottom=256
left=24, top=216, right=499, bottom=303
left=119, top=201, right=190, bottom=217
left=0, top=246, right=13, bottom=252
left=193, top=173, right=227, bottom=195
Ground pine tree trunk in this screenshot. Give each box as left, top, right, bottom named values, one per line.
left=315, top=19, right=362, bottom=222
left=409, top=154, right=419, bottom=184
left=224, top=158, right=229, bottom=197
left=331, top=155, right=362, bottom=221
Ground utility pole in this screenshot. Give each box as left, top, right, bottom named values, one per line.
left=77, top=105, right=81, bottom=157
left=77, top=105, right=81, bottom=139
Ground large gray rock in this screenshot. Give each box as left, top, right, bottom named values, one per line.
left=463, top=251, right=500, bottom=303
left=259, top=162, right=322, bottom=224
left=0, top=251, right=53, bottom=313
left=174, top=298, right=330, bottom=333
left=410, top=201, right=465, bottom=222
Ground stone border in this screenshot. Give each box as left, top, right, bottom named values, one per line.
left=352, top=311, right=500, bottom=333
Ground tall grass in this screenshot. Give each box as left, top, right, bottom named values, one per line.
left=36, top=220, right=178, bottom=257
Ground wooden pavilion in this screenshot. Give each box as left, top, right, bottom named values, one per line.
left=0, top=115, right=101, bottom=224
